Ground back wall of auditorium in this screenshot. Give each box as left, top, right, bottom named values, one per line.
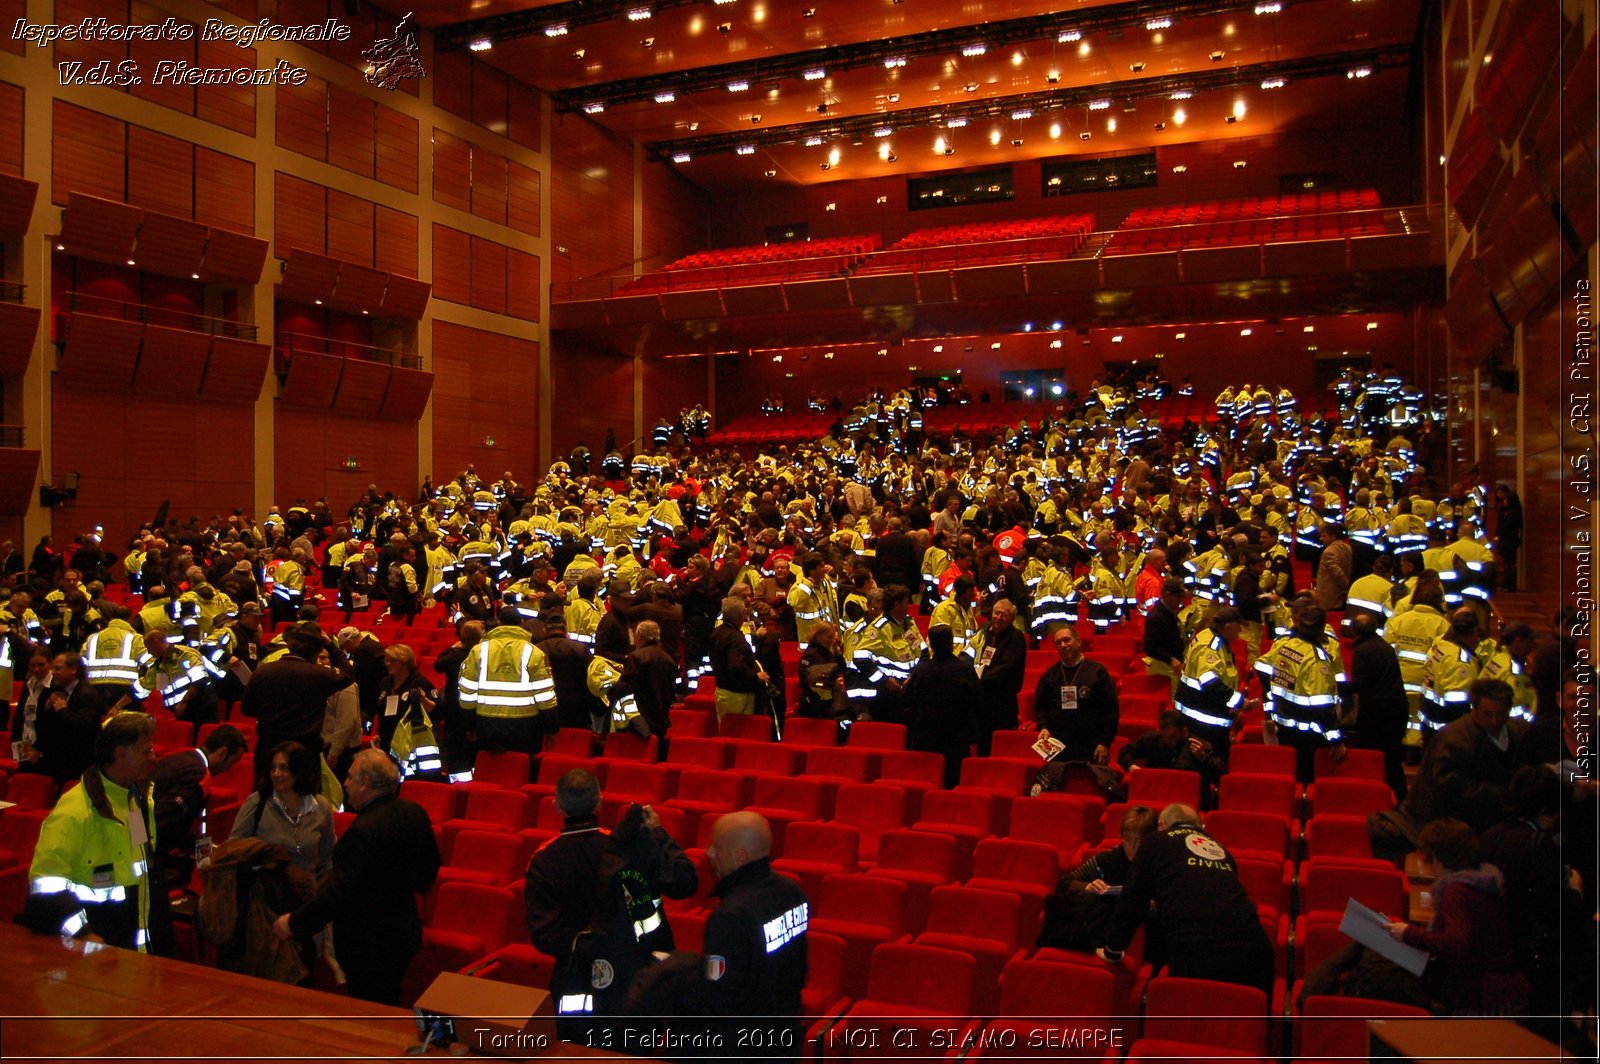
left=0, top=0, right=1591, bottom=601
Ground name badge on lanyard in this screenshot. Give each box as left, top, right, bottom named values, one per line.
left=128, top=800, right=149, bottom=850
left=1061, top=686, right=1078, bottom=710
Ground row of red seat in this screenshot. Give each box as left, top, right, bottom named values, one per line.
left=666, top=234, right=882, bottom=271
left=1105, top=219, right=1390, bottom=254
left=1122, top=190, right=1381, bottom=227
left=889, top=213, right=1097, bottom=249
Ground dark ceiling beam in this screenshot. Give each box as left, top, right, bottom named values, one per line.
left=551, top=0, right=1305, bottom=111
left=436, top=0, right=705, bottom=53
left=643, top=46, right=1405, bottom=160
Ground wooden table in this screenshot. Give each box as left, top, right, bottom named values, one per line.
left=0, top=922, right=631, bottom=1060
left=1368, top=1016, right=1572, bottom=1062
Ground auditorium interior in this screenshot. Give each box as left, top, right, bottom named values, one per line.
left=0, top=0, right=1596, bottom=1058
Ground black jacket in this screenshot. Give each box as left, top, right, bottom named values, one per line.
left=1033, top=657, right=1120, bottom=759
left=709, top=624, right=762, bottom=695
left=288, top=793, right=439, bottom=961
left=681, top=857, right=809, bottom=1048
left=904, top=651, right=981, bottom=754
left=30, top=681, right=103, bottom=784
left=1142, top=600, right=1184, bottom=666
left=872, top=531, right=917, bottom=590
left=1346, top=630, right=1409, bottom=746
left=538, top=634, right=599, bottom=731
left=1107, top=823, right=1270, bottom=957
left=622, top=644, right=679, bottom=736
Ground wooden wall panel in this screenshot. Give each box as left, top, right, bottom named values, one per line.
left=471, top=62, right=508, bottom=135
left=431, top=224, right=471, bottom=305
left=274, top=404, right=418, bottom=508
left=549, top=339, right=630, bottom=460
left=325, top=190, right=375, bottom=267
left=52, top=387, right=253, bottom=544
left=430, top=321, right=537, bottom=479
left=470, top=236, right=506, bottom=314
left=374, top=104, right=418, bottom=194
left=52, top=101, right=124, bottom=206
left=432, top=50, right=472, bottom=120
left=640, top=355, right=708, bottom=437
left=275, top=172, right=326, bottom=256
left=0, top=81, right=21, bottom=177
left=507, top=161, right=540, bottom=237
left=431, top=129, right=472, bottom=213
left=551, top=114, right=634, bottom=289
left=194, top=149, right=254, bottom=235
left=194, top=40, right=256, bottom=135
left=507, top=249, right=540, bottom=322
left=327, top=86, right=376, bottom=179
left=126, top=126, right=192, bottom=218
left=508, top=80, right=541, bottom=153
left=54, top=0, right=126, bottom=74
left=0, top=0, right=24, bottom=56
left=374, top=206, right=418, bottom=277
left=471, top=150, right=508, bottom=226
left=275, top=74, right=327, bottom=161
left=127, top=1, right=194, bottom=115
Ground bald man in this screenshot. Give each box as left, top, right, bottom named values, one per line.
left=679, top=812, right=809, bottom=1056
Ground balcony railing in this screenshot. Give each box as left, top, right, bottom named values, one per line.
left=275, top=331, right=423, bottom=371
left=552, top=204, right=1439, bottom=304
left=54, top=291, right=259, bottom=341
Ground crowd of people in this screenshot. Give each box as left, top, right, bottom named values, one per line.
left=9, top=364, right=1592, bottom=1054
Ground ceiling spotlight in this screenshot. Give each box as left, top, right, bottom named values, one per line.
left=1303, top=325, right=1315, bottom=333
left=1046, top=71, right=1059, bottom=83
left=1173, top=108, right=1186, bottom=125
left=1106, top=117, right=1116, bottom=132
left=1225, top=114, right=1238, bottom=123
left=885, top=152, right=897, bottom=162
left=1254, top=1, right=1282, bottom=11
left=728, top=79, right=749, bottom=91
left=1010, top=108, right=1033, bottom=120
left=1240, top=328, right=1253, bottom=336
left=1153, top=121, right=1165, bottom=131
left=819, top=162, right=830, bottom=170
left=804, top=135, right=824, bottom=146
left=943, top=146, right=956, bottom=155
left=1079, top=131, right=1091, bottom=140
left=671, top=152, right=692, bottom=163
left=887, top=93, right=900, bottom=102
left=653, top=91, right=675, bottom=102
left=964, top=82, right=979, bottom=92
left=468, top=37, right=493, bottom=51
left=873, top=126, right=893, bottom=137
left=625, top=5, right=652, bottom=21
left=1347, top=66, right=1373, bottom=78
left=1111, top=334, right=1123, bottom=343
left=803, top=68, right=826, bottom=80
left=1010, top=138, right=1023, bottom=146
left=764, top=169, right=777, bottom=177
left=946, top=117, right=968, bottom=127
left=802, top=7, right=816, bottom=16
left=714, top=0, right=736, bottom=4
left=1129, top=61, right=1145, bottom=72
left=1175, top=332, right=1186, bottom=339
left=883, top=56, right=907, bottom=69
left=816, top=102, right=829, bottom=113
left=1366, top=321, right=1379, bottom=330
left=572, top=48, right=585, bottom=58
left=962, top=43, right=987, bottom=57
left=542, top=23, right=567, bottom=37
left=1058, top=29, right=1082, bottom=42
left=1233, top=159, right=1247, bottom=168
left=640, top=37, right=654, bottom=47
left=735, top=144, right=756, bottom=155
left=1171, top=164, right=1187, bottom=173
left=718, top=22, right=732, bottom=33
left=1170, top=90, right=1192, bottom=100
left=1209, top=50, right=1225, bottom=61
left=1088, top=99, right=1111, bottom=110
left=1260, top=77, right=1286, bottom=89
left=750, top=113, right=762, bottom=123
left=583, top=101, right=605, bottom=113
left=1144, top=17, right=1172, bottom=29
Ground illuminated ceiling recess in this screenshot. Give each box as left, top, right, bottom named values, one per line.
left=407, top=0, right=1424, bottom=186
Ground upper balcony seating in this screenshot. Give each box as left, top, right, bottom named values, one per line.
left=615, top=234, right=881, bottom=295
left=1105, top=190, right=1387, bottom=253
left=852, top=213, right=1096, bottom=274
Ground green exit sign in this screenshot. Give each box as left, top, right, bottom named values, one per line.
left=344, top=456, right=359, bottom=469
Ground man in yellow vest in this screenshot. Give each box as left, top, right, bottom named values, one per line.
left=458, top=605, right=559, bottom=757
